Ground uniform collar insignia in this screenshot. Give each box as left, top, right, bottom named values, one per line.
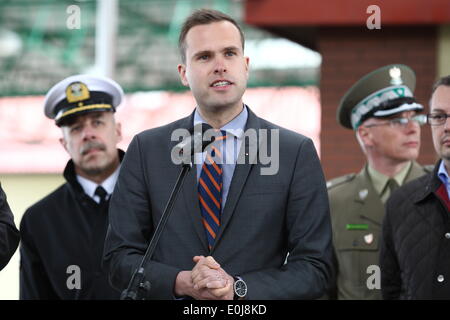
left=359, top=189, right=369, bottom=200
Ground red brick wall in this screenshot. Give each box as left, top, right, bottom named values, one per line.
left=318, top=26, right=438, bottom=180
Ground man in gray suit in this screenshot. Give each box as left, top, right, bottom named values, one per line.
left=103, top=8, right=332, bottom=300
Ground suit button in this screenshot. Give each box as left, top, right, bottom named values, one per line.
left=437, top=275, right=445, bottom=283
left=445, top=233, right=450, bottom=239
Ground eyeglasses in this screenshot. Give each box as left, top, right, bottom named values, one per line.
left=364, top=114, right=427, bottom=129
left=427, top=112, right=450, bottom=126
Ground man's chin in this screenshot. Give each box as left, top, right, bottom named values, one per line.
left=81, top=166, right=106, bottom=177
left=439, top=149, right=450, bottom=161
left=206, top=99, right=242, bottom=112
left=79, top=159, right=109, bottom=176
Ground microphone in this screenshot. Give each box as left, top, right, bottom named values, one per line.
left=173, top=123, right=215, bottom=164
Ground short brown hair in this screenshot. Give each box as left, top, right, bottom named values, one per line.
left=431, top=75, right=450, bottom=94
left=429, top=75, right=450, bottom=107
left=178, top=9, right=245, bottom=63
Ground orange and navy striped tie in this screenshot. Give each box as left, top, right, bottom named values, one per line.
left=198, top=130, right=227, bottom=250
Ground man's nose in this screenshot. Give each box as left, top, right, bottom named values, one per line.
left=81, top=125, right=96, bottom=141
left=404, top=118, right=420, bottom=133
left=443, top=115, right=450, bottom=132
left=213, top=58, right=227, bottom=74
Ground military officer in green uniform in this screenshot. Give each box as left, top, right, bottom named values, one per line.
left=327, top=64, right=432, bottom=300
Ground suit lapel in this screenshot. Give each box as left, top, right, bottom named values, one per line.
left=212, top=108, right=261, bottom=250
left=182, top=163, right=209, bottom=251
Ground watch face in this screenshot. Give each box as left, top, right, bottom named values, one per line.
left=234, top=279, right=247, bottom=298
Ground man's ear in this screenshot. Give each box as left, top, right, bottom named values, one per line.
left=59, top=136, right=68, bottom=152
left=115, top=121, right=123, bottom=143
left=177, top=64, right=189, bottom=87
left=357, top=125, right=373, bottom=148
left=244, top=56, right=250, bottom=77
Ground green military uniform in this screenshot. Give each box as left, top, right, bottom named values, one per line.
left=328, top=64, right=429, bottom=299
left=328, top=162, right=432, bottom=299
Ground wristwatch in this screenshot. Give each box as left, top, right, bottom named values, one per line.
left=233, top=276, right=247, bottom=300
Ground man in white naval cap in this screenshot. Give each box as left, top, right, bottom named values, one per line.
left=20, top=74, right=124, bottom=299
left=326, top=64, right=432, bottom=300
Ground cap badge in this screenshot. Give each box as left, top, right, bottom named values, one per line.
left=389, top=67, right=403, bottom=86
left=66, top=81, right=90, bottom=103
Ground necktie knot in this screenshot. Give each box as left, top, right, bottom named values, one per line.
left=95, top=186, right=108, bottom=205
left=387, top=178, right=399, bottom=194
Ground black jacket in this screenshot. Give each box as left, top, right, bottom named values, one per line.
left=0, top=182, right=20, bottom=271
left=380, top=160, right=450, bottom=299
left=19, top=150, right=124, bottom=299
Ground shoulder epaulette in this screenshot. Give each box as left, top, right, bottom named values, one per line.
left=326, top=173, right=356, bottom=190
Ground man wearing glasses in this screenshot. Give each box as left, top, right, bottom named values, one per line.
left=380, top=75, right=450, bottom=299
left=327, top=64, right=432, bottom=299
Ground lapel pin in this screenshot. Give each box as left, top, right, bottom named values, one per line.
left=359, top=189, right=368, bottom=200
left=364, top=233, right=374, bottom=244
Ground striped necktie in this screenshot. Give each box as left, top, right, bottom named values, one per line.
left=198, top=130, right=227, bottom=250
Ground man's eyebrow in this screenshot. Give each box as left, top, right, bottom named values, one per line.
left=431, top=108, right=446, bottom=113
left=222, top=46, right=239, bottom=52
left=193, top=46, right=240, bottom=57
left=193, top=50, right=212, bottom=58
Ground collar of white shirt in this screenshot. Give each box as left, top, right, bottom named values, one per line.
left=76, top=166, right=121, bottom=203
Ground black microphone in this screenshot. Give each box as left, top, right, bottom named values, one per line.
left=173, top=123, right=215, bottom=164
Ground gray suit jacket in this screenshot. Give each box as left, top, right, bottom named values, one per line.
left=103, top=107, right=333, bottom=299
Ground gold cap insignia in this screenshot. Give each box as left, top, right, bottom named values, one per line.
left=66, top=81, right=90, bottom=103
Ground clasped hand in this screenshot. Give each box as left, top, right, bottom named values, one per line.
left=175, top=255, right=234, bottom=300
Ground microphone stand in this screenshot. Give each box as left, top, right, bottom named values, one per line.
left=120, top=162, right=192, bottom=300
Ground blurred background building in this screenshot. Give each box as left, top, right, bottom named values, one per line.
left=0, top=0, right=449, bottom=299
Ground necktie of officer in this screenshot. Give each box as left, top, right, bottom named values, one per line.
left=387, top=178, right=399, bottom=194
left=95, top=185, right=108, bottom=206
left=381, top=178, right=400, bottom=203
left=198, top=130, right=227, bottom=250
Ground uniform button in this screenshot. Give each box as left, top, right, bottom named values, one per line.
left=437, top=275, right=444, bottom=283
left=445, top=233, right=450, bottom=239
